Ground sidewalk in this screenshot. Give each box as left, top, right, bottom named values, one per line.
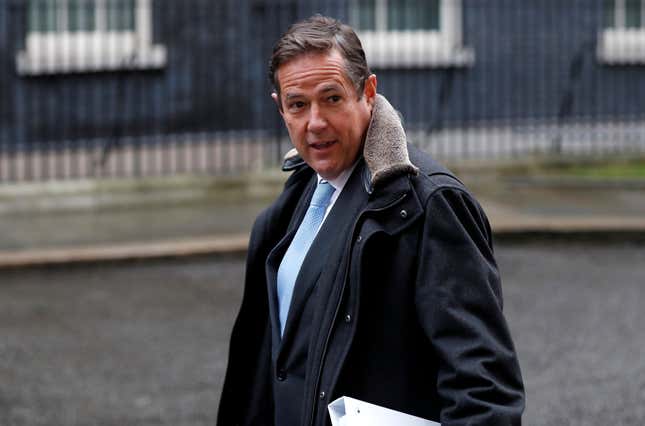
left=1, top=169, right=644, bottom=268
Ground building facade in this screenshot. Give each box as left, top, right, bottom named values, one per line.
left=0, top=0, right=644, bottom=174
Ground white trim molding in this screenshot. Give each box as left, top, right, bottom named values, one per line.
left=16, top=0, right=166, bottom=75
left=598, top=28, right=645, bottom=64
left=598, top=0, right=645, bottom=64
left=354, top=0, right=474, bottom=68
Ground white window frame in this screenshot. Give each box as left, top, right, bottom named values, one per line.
left=17, top=0, right=167, bottom=75
left=598, top=0, right=645, bottom=64
left=351, top=0, right=474, bottom=68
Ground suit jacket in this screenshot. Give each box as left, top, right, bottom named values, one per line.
left=266, top=160, right=370, bottom=426
left=217, top=95, right=525, bottom=426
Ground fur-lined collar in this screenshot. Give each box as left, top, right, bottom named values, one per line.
left=282, top=94, right=419, bottom=187
left=363, top=94, right=419, bottom=186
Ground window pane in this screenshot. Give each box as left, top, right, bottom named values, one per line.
left=68, top=0, right=96, bottom=31
left=107, top=0, right=135, bottom=31
left=603, top=0, right=616, bottom=28
left=625, top=0, right=642, bottom=27
left=387, top=0, right=440, bottom=31
left=29, top=0, right=58, bottom=32
left=354, top=0, right=376, bottom=30
left=388, top=0, right=404, bottom=30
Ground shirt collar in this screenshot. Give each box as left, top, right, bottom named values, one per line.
left=317, top=161, right=359, bottom=192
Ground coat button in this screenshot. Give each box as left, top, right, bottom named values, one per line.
left=400, top=209, right=408, bottom=218
left=319, top=391, right=326, bottom=400
left=345, top=314, right=351, bottom=322
left=277, top=370, right=286, bottom=381
left=356, top=235, right=362, bottom=243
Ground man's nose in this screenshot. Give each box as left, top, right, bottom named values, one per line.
left=307, top=104, right=327, bottom=133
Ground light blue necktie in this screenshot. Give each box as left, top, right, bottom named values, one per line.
left=276, top=180, right=335, bottom=336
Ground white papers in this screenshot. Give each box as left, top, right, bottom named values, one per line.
left=328, top=396, right=440, bottom=426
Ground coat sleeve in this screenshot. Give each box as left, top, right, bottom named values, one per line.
left=217, top=209, right=274, bottom=426
left=414, top=186, right=525, bottom=425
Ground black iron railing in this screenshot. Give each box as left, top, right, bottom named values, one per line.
left=1, top=0, right=645, bottom=183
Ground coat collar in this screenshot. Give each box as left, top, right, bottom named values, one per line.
left=282, top=94, right=419, bottom=193
left=363, top=94, right=419, bottom=188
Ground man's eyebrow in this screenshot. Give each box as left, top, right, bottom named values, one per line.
left=284, top=92, right=304, bottom=100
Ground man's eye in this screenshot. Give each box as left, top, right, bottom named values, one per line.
left=328, top=95, right=341, bottom=103
left=289, top=101, right=305, bottom=110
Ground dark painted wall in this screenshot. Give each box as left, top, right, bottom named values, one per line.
left=1, top=0, right=644, bottom=147
left=298, top=0, right=645, bottom=129
left=0, top=0, right=293, bottom=146
left=0, top=0, right=17, bottom=146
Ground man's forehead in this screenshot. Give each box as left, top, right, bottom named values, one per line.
left=284, top=83, right=344, bottom=99
left=277, top=49, right=352, bottom=89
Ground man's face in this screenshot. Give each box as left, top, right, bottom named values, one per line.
left=273, top=49, right=377, bottom=181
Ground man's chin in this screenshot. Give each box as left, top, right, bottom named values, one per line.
left=311, top=163, right=341, bottom=181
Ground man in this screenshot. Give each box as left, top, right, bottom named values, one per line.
left=218, top=15, right=524, bottom=426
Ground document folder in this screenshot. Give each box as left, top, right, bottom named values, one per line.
left=328, top=396, right=440, bottom=426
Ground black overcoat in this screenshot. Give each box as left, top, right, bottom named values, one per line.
left=218, top=96, right=525, bottom=426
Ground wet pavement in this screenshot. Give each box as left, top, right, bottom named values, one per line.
left=0, top=198, right=270, bottom=252
left=0, top=169, right=644, bottom=424
left=0, top=172, right=644, bottom=265
left=500, top=241, right=645, bottom=425
left=1, top=242, right=644, bottom=425
left=0, top=258, right=242, bottom=426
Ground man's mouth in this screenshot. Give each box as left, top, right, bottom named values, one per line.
left=309, top=140, right=336, bottom=150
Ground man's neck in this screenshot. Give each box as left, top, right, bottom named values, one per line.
left=318, top=160, right=359, bottom=191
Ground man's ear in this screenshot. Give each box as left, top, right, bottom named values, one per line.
left=271, top=92, right=284, bottom=115
left=363, top=74, right=377, bottom=110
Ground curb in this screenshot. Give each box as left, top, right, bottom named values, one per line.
left=505, top=176, right=645, bottom=190
left=492, top=218, right=645, bottom=242
left=494, top=227, right=645, bottom=243
left=0, top=174, right=286, bottom=215
left=0, top=234, right=249, bottom=269
left=2, top=225, right=645, bottom=270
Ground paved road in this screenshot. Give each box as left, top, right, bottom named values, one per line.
left=0, top=198, right=271, bottom=252
left=1, top=242, right=644, bottom=425
left=500, top=242, right=645, bottom=425
left=0, top=257, right=242, bottom=426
